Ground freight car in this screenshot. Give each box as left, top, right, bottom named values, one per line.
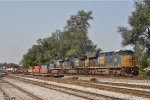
left=23, top=49, right=138, bottom=76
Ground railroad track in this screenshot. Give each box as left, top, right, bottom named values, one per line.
left=64, top=74, right=150, bottom=80
left=47, top=77, right=150, bottom=99
left=0, top=80, right=8, bottom=100
left=18, top=74, right=150, bottom=90
left=0, top=78, right=41, bottom=100
left=9, top=74, right=150, bottom=100
left=7, top=75, right=123, bottom=100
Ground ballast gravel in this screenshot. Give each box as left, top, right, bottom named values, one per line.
left=3, top=77, right=87, bottom=100
left=13, top=75, right=149, bottom=100
left=0, top=79, right=5, bottom=100
left=64, top=76, right=150, bottom=86
left=0, top=82, right=33, bottom=100
left=0, top=90, right=4, bottom=100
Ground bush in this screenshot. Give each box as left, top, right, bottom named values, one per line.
left=138, top=70, right=150, bottom=77
left=140, top=53, right=149, bottom=69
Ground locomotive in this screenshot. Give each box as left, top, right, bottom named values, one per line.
left=23, top=49, right=139, bottom=76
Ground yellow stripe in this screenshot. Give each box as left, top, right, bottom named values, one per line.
left=75, top=66, right=136, bottom=69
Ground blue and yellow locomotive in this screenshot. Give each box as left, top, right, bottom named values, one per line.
left=24, top=49, right=138, bottom=76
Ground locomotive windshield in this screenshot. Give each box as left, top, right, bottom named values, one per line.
left=117, top=50, right=134, bottom=55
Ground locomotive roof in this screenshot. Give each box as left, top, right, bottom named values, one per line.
left=101, top=50, right=133, bottom=54
left=99, top=50, right=134, bottom=56
left=117, top=50, right=133, bottom=52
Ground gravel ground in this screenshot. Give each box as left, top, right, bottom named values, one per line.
left=0, top=80, right=34, bottom=100
left=87, top=82, right=150, bottom=92
left=15, top=75, right=149, bottom=100
left=0, top=90, right=5, bottom=100
left=3, top=77, right=87, bottom=100
left=0, top=79, right=5, bottom=100
left=63, top=76, right=150, bottom=86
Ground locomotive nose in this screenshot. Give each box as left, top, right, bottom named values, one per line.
left=121, top=55, right=135, bottom=67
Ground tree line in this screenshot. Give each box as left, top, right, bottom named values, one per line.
left=21, top=10, right=96, bottom=67
left=0, top=63, right=20, bottom=68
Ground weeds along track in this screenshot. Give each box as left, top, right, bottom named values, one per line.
left=10, top=74, right=150, bottom=100
left=8, top=75, right=123, bottom=100
left=0, top=78, right=41, bottom=100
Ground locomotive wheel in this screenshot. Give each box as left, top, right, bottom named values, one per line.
left=122, top=68, right=126, bottom=76
left=131, top=67, right=139, bottom=76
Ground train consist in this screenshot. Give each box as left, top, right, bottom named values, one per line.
left=20, top=50, right=139, bottom=76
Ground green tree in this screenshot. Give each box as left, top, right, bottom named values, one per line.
left=118, top=0, right=150, bottom=68
left=64, top=10, right=96, bottom=56
left=7, top=63, right=20, bottom=68
left=3, top=63, right=8, bottom=67
left=21, top=10, right=97, bottom=67
left=0, top=63, right=3, bottom=67
left=140, top=52, right=149, bottom=69
left=66, top=49, right=78, bottom=57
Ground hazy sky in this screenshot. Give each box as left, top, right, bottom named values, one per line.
left=0, top=1, right=134, bottom=64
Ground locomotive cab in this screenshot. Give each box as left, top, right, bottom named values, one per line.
left=117, top=50, right=138, bottom=76
left=117, top=50, right=137, bottom=67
